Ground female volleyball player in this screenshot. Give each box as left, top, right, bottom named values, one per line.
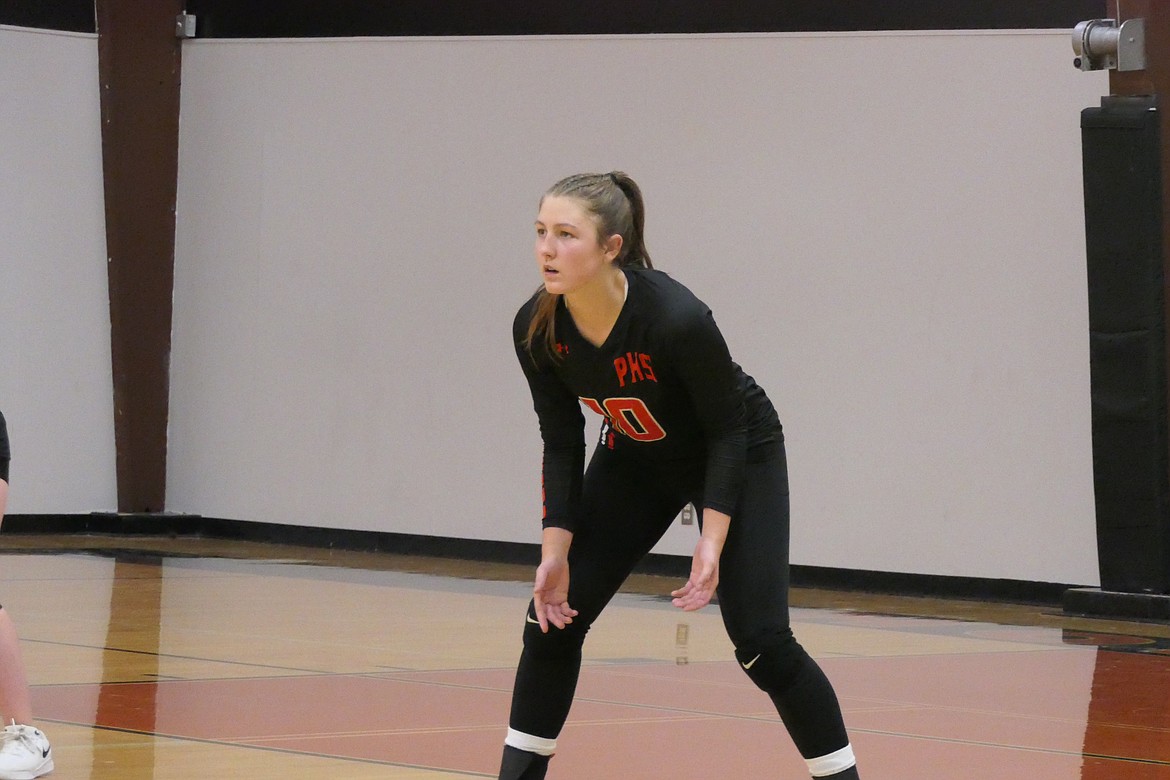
left=0, top=411, right=53, bottom=779
left=498, top=172, right=859, bottom=779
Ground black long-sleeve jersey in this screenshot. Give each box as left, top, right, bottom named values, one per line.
left=0, top=410, right=9, bottom=483
left=513, top=267, right=782, bottom=532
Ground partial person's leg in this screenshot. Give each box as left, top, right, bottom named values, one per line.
left=0, top=480, right=32, bottom=726
left=713, top=442, right=859, bottom=779
left=501, top=448, right=682, bottom=779
left=0, top=609, right=31, bottom=726
left=0, top=477, right=53, bottom=780
left=0, top=615, right=53, bottom=780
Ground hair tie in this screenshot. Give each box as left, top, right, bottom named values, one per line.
left=609, top=172, right=628, bottom=200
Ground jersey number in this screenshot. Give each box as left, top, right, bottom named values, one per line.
left=580, top=397, right=666, bottom=442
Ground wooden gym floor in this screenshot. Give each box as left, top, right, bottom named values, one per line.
left=0, top=534, right=1167, bottom=779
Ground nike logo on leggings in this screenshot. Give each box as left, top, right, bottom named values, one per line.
left=741, top=654, right=761, bottom=670
left=526, top=615, right=540, bottom=625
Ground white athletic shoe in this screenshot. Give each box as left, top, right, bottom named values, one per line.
left=0, top=723, right=53, bottom=779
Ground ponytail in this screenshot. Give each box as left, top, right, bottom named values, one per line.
left=607, top=172, right=652, bottom=270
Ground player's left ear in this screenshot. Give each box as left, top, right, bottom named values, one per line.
left=604, top=234, right=623, bottom=263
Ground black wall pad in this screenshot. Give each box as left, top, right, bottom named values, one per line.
left=1064, top=587, right=1170, bottom=622
left=1082, top=96, right=1170, bottom=594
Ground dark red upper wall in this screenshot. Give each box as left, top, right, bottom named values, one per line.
left=177, top=0, right=1104, bottom=38
left=0, top=0, right=95, bottom=32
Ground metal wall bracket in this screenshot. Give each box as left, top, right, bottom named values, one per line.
left=1073, top=18, right=1146, bottom=72
left=175, top=12, right=197, bottom=39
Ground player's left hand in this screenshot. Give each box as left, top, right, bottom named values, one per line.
left=671, top=536, right=720, bottom=611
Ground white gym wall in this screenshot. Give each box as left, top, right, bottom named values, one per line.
left=0, top=25, right=117, bottom=514
left=167, top=31, right=1108, bottom=584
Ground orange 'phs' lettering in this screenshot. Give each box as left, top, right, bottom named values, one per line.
left=627, top=352, right=644, bottom=383
left=639, top=353, right=656, bottom=382
left=614, top=352, right=656, bottom=387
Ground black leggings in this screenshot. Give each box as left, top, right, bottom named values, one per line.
left=507, top=440, right=852, bottom=761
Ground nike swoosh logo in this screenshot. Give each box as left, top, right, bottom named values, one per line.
left=741, top=654, right=761, bottom=670
left=526, top=615, right=540, bottom=625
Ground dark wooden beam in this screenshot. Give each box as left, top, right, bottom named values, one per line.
left=96, top=0, right=183, bottom=512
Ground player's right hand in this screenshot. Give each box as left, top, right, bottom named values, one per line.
left=532, top=556, right=577, bottom=633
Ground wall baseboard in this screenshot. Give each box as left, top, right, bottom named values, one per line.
left=3, top=513, right=1080, bottom=605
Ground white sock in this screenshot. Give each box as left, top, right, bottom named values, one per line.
left=505, top=728, right=557, bottom=757
left=807, top=743, right=856, bottom=777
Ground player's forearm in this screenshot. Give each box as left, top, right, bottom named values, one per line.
left=541, top=526, right=574, bottom=561
left=700, top=508, right=731, bottom=553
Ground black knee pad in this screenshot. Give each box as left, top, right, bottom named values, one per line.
left=521, top=604, right=588, bottom=657
left=734, top=632, right=810, bottom=693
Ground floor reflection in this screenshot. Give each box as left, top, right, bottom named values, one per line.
left=94, top=556, right=161, bottom=779
left=1080, top=643, right=1170, bottom=778
left=0, top=539, right=1167, bottom=778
